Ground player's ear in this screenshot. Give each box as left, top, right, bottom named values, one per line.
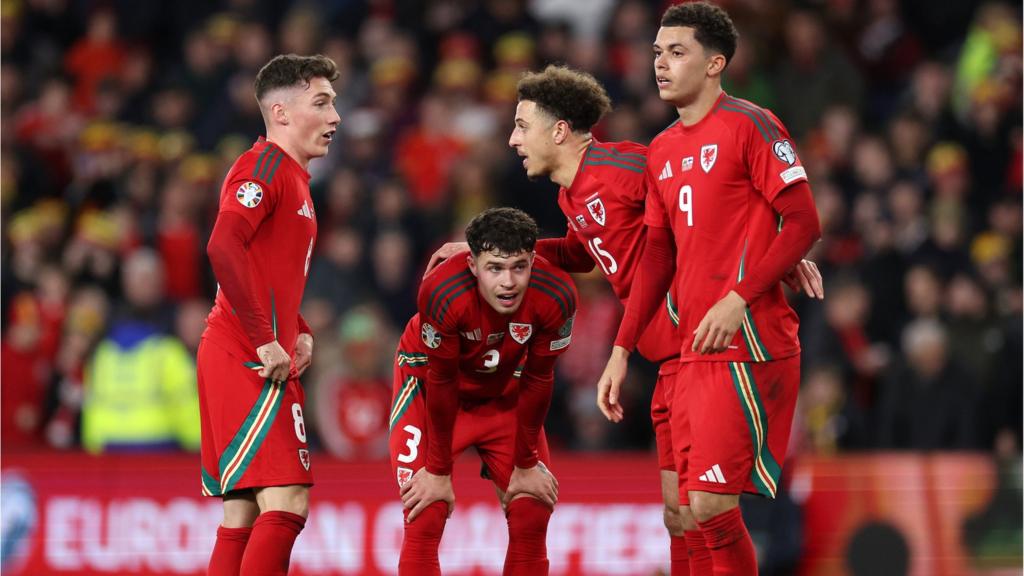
left=467, top=254, right=479, bottom=277
left=707, top=53, right=727, bottom=78
left=272, top=102, right=289, bottom=125
left=552, top=119, right=570, bottom=145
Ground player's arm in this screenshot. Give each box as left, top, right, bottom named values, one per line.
left=400, top=277, right=462, bottom=520
left=206, top=206, right=290, bottom=382
left=734, top=182, right=821, bottom=304
left=535, top=230, right=595, bottom=274
left=295, top=314, right=313, bottom=377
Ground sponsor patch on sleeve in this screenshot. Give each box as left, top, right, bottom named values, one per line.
left=779, top=166, right=807, bottom=184
left=550, top=335, right=572, bottom=351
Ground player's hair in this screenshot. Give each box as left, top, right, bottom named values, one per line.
left=516, top=65, right=612, bottom=133
left=254, top=54, right=340, bottom=102
left=660, top=2, right=739, bottom=65
left=465, top=207, right=538, bottom=257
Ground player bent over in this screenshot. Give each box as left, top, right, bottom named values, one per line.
left=392, top=207, right=576, bottom=575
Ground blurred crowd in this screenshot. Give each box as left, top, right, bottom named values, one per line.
left=1, top=0, right=1020, bottom=462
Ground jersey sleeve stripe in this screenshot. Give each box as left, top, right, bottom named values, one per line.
left=264, top=150, right=285, bottom=184
left=719, top=102, right=772, bottom=143
left=427, top=270, right=473, bottom=318
left=589, top=147, right=646, bottom=165
left=531, top=267, right=576, bottom=311
left=665, top=292, right=679, bottom=327
left=726, top=97, right=781, bottom=140
left=437, top=279, right=476, bottom=324
left=256, top=148, right=278, bottom=181
left=252, top=147, right=271, bottom=179
left=583, top=159, right=644, bottom=173
left=723, top=97, right=780, bottom=140
left=528, top=281, right=569, bottom=319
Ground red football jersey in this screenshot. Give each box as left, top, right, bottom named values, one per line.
left=646, top=93, right=806, bottom=364
left=204, top=137, right=317, bottom=361
left=554, top=140, right=680, bottom=363
left=396, top=253, right=577, bottom=401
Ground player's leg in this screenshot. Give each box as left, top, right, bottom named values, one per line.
left=652, top=364, right=698, bottom=576
left=476, top=400, right=554, bottom=576
left=687, top=358, right=800, bottom=576
left=209, top=369, right=313, bottom=576
left=389, top=371, right=449, bottom=576
left=198, top=340, right=264, bottom=576
left=208, top=490, right=259, bottom=576
left=666, top=368, right=712, bottom=575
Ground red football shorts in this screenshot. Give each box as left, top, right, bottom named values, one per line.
left=679, top=356, right=799, bottom=498
left=197, top=338, right=313, bottom=497
left=651, top=358, right=690, bottom=506
left=388, top=366, right=551, bottom=493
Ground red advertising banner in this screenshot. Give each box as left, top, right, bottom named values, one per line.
left=0, top=451, right=1012, bottom=575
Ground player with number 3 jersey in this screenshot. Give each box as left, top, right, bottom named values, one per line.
left=393, top=208, right=576, bottom=575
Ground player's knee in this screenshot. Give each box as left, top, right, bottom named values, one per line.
left=256, top=485, right=310, bottom=518
left=506, top=497, right=552, bottom=538
left=404, top=501, right=448, bottom=541
left=688, top=491, right=737, bottom=524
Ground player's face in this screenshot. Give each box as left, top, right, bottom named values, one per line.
left=509, top=100, right=557, bottom=180
left=653, top=26, right=712, bottom=107
left=468, top=249, right=535, bottom=315
left=287, top=77, right=340, bottom=160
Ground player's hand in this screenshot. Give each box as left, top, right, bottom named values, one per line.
left=255, top=340, right=291, bottom=383
left=692, top=291, right=747, bottom=354
left=596, top=346, right=630, bottom=423
left=783, top=259, right=824, bottom=299
left=400, top=468, right=455, bottom=522
left=294, top=333, right=314, bottom=377
left=504, top=462, right=558, bottom=508
left=424, top=242, right=470, bottom=277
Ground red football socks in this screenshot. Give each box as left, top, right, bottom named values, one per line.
left=684, top=529, right=715, bottom=575
left=208, top=525, right=252, bottom=576
left=503, top=497, right=552, bottom=575
left=399, top=501, right=448, bottom=576
left=238, top=511, right=306, bottom=576
left=670, top=535, right=691, bottom=575
left=697, top=507, right=757, bottom=575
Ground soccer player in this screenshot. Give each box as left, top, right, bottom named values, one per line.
left=198, top=54, right=340, bottom=576
left=393, top=207, right=575, bottom=575
left=599, top=3, right=822, bottom=574
left=428, top=66, right=821, bottom=575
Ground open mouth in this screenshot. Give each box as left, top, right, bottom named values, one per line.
left=322, top=130, right=335, bottom=143
left=497, top=293, right=518, bottom=305
left=656, top=76, right=671, bottom=87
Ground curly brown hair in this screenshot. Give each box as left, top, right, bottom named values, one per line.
left=254, top=54, right=340, bottom=102
left=466, top=207, right=538, bottom=257
left=516, top=65, right=612, bottom=133
left=661, top=2, right=739, bottom=65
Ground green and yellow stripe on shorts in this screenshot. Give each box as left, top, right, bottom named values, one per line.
left=217, top=374, right=286, bottom=494
left=666, top=292, right=679, bottom=327
left=389, top=376, right=421, bottom=431
left=729, top=362, right=781, bottom=498
left=736, top=245, right=771, bottom=362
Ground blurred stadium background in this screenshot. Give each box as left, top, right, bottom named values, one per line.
left=0, top=0, right=1021, bottom=574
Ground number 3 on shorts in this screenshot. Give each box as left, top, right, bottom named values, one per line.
left=397, top=425, right=422, bottom=464
left=291, top=403, right=307, bottom=443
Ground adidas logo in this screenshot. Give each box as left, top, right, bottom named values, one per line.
left=698, top=464, right=727, bottom=484
left=658, top=160, right=673, bottom=181
left=297, top=201, right=313, bottom=219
